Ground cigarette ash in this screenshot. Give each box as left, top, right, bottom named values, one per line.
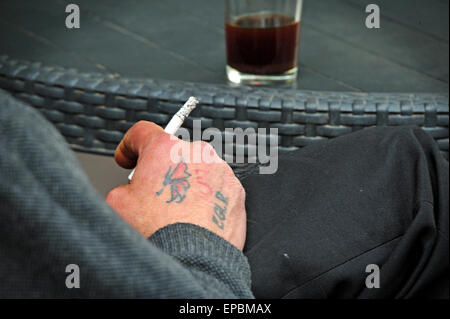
left=176, top=96, right=199, bottom=120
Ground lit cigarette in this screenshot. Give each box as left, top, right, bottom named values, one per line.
left=128, top=96, right=199, bottom=181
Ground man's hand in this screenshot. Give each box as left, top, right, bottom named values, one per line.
left=105, top=121, right=247, bottom=250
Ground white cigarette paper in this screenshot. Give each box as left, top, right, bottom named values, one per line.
left=128, top=96, right=199, bottom=181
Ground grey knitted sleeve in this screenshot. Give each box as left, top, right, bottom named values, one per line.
left=149, top=223, right=253, bottom=298
left=0, top=89, right=254, bottom=298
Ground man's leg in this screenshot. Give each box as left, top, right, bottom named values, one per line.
left=242, top=126, right=448, bottom=298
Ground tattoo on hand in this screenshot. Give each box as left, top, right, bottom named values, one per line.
left=212, top=191, right=228, bottom=230
left=156, top=159, right=191, bottom=204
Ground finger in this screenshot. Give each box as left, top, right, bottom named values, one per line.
left=114, top=121, right=165, bottom=169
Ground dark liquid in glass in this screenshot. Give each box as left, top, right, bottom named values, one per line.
left=226, top=14, right=300, bottom=75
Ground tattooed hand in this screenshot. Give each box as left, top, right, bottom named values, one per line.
left=105, top=121, right=247, bottom=250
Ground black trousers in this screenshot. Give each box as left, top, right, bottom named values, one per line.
left=242, top=126, right=449, bottom=298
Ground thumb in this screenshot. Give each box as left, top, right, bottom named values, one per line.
left=114, top=121, right=165, bottom=169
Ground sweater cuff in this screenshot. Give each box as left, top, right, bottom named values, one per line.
left=148, top=223, right=252, bottom=289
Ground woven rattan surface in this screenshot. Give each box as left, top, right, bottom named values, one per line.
left=1, top=56, right=448, bottom=165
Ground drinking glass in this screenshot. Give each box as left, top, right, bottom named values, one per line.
left=225, top=0, right=303, bottom=85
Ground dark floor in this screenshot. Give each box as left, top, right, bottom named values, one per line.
left=1, top=0, right=448, bottom=196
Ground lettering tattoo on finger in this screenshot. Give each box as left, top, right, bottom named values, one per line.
left=212, top=191, right=228, bottom=230
left=156, top=159, right=191, bottom=204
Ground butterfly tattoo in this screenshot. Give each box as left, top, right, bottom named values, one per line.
left=156, top=159, right=191, bottom=204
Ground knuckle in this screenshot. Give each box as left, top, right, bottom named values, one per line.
left=233, top=177, right=246, bottom=198
left=201, top=141, right=216, bottom=154
left=105, top=187, right=123, bottom=205
left=193, top=140, right=219, bottom=160
left=133, top=120, right=150, bottom=130
left=219, top=162, right=243, bottom=186
left=227, top=172, right=246, bottom=200
left=133, top=121, right=161, bottom=135
left=239, top=182, right=246, bottom=196
left=234, top=175, right=245, bottom=190
left=221, top=160, right=235, bottom=174
left=193, top=140, right=208, bottom=147
left=135, top=120, right=152, bottom=127
left=238, top=185, right=246, bottom=201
